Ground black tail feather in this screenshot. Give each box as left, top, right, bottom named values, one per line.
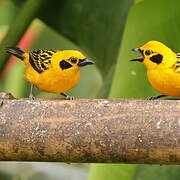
left=6, top=47, right=25, bottom=60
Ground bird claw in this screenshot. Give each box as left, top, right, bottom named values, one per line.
left=64, top=96, right=75, bottom=100
left=60, top=93, right=75, bottom=100
left=146, top=96, right=159, bottom=100
left=146, top=95, right=166, bottom=100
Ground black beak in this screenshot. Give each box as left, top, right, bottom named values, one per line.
left=131, top=48, right=141, bottom=53
left=130, top=57, right=144, bottom=62
left=130, top=48, right=144, bottom=62
left=78, top=59, right=95, bottom=67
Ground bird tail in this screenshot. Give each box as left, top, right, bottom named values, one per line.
left=6, top=47, right=25, bottom=60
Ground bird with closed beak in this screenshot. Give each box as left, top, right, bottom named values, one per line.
left=6, top=47, right=94, bottom=99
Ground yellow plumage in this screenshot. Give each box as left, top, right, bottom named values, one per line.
left=6, top=47, right=94, bottom=98
left=131, top=40, right=180, bottom=99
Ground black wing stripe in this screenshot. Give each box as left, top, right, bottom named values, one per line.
left=29, top=50, right=57, bottom=73
left=29, top=53, right=43, bottom=73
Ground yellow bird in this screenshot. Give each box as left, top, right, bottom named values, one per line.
left=131, top=40, right=180, bottom=99
left=6, top=47, right=94, bottom=99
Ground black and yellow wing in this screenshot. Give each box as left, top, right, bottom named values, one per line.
left=175, top=53, right=180, bottom=73
left=29, top=50, right=57, bottom=73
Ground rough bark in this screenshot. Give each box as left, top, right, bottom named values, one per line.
left=0, top=93, right=179, bottom=164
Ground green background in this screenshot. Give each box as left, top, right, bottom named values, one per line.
left=0, top=0, right=180, bottom=179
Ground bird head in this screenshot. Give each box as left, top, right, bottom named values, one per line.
left=57, top=50, right=94, bottom=71
left=131, top=41, right=177, bottom=70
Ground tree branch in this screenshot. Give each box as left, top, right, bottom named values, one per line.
left=0, top=93, right=179, bottom=164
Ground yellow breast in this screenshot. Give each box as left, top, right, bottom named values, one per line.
left=25, top=66, right=80, bottom=93
left=147, top=69, right=180, bottom=97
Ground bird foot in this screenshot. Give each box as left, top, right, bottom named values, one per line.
left=64, top=96, right=75, bottom=100
left=146, top=96, right=159, bottom=100
left=60, top=93, right=75, bottom=100
left=146, top=95, right=166, bottom=100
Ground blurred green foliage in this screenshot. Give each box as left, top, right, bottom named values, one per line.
left=89, top=164, right=138, bottom=180
left=0, top=0, right=45, bottom=72
left=0, top=0, right=180, bottom=179
left=38, top=0, right=133, bottom=76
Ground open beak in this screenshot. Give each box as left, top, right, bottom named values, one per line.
left=78, top=59, right=95, bottom=67
left=130, top=48, right=144, bottom=62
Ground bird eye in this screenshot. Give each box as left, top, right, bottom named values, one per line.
left=69, top=57, right=77, bottom=64
left=145, top=50, right=151, bottom=56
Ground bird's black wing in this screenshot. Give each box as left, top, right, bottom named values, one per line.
left=175, top=53, right=180, bottom=73
left=29, top=50, right=57, bottom=73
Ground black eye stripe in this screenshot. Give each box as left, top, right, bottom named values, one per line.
left=150, top=54, right=163, bottom=64
left=59, top=60, right=72, bottom=70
